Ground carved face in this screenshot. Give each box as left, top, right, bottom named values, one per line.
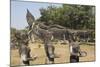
left=32, top=23, right=39, bottom=32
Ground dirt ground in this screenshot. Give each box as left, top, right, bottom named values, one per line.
left=10, top=42, right=95, bottom=66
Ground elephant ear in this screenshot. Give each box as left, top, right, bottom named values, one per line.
left=26, top=9, right=35, bottom=27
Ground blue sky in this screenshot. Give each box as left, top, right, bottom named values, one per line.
left=11, top=1, right=62, bottom=29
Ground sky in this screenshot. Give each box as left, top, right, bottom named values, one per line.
left=11, top=0, right=62, bottom=29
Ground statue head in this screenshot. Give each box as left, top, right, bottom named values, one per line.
left=26, top=9, right=36, bottom=29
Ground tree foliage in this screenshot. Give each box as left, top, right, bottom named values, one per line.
left=39, top=4, right=95, bottom=30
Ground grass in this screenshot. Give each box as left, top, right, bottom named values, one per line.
left=10, top=42, right=95, bottom=66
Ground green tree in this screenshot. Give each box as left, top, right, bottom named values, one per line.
left=39, top=4, right=95, bottom=30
